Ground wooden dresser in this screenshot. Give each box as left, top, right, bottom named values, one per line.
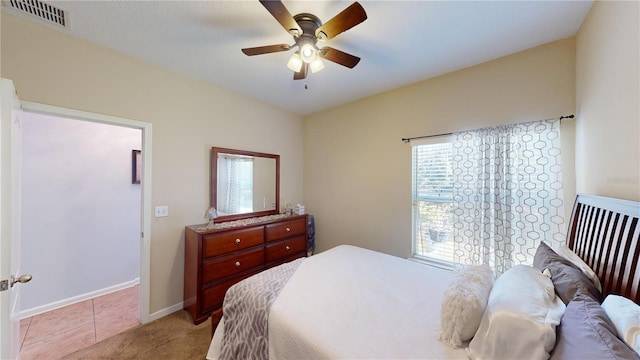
left=184, top=214, right=308, bottom=325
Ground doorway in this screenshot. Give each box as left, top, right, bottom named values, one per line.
left=17, top=110, right=146, bottom=357
left=20, top=110, right=141, bottom=313
left=18, top=102, right=151, bottom=328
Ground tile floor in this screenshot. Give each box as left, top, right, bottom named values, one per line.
left=19, top=285, right=140, bottom=360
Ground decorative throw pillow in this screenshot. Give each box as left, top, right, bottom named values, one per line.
left=468, top=265, right=566, bottom=360
left=533, top=241, right=602, bottom=304
left=602, top=294, right=640, bottom=355
left=554, top=245, right=603, bottom=293
left=551, top=294, right=640, bottom=360
left=438, top=264, right=494, bottom=348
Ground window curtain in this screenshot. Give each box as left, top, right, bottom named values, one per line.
left=451, top=119, right=564, bottom=275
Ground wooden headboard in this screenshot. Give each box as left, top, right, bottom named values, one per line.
left=567, top=194, right=640, bottom=304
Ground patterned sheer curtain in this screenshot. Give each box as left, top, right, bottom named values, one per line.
left=452, top=119, right=565, bottom=275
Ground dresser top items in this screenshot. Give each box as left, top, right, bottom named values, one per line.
left=191, top=213, right=293, bottom=232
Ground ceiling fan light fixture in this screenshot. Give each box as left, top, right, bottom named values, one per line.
left=244, top=1, right=368, bottom=81
left=309, top=58, right=325, bottom=73
left=299, top=42, right=317, bottom=63
left=287, top=52, right=303, bottom=72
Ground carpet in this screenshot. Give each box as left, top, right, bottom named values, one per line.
left=62, top=310, right=212, bottom=360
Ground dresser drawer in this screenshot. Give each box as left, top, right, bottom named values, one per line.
left=202, top=248, right=264, bottom=284
left=265, top=217, right=306, bottom=242
left=201, top=270, right=259, bottom=312
left=265, top=235, right=306, bottom=263
left=203, top=227, right=264, bottom=258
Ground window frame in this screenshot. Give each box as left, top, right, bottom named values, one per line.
left=410, top=135, right=456, bottom=269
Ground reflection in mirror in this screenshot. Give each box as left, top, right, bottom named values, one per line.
left=217, top=155, right=276, bottom=214
left=211, top=147, right=280, bottom=222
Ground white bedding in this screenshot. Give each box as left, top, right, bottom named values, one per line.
left=269, top=245, right=467, bottom=359
left=208, top=245, right=467, bottom=359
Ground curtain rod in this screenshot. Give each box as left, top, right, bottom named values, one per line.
left=401, top=114, right=574, bottom=143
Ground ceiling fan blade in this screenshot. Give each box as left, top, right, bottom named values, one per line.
left=319, top=47, right=360, bottom=68
left=259, top=0, right=302, bottom=36
left=315, top=2, right=367, bottom=40
left=242, top=44, right=291, bottom=56
left=294, top=63, right=308, bottom=80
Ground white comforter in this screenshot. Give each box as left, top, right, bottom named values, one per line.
left=208, top=245, right=468, bottom=359
left=268, top=245, right=468, bottom=359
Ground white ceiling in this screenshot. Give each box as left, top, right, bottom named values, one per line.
left=19, top=1, right=593, bottom=116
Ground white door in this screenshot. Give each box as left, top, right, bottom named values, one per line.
left=0, top=78, right=31, bottom=359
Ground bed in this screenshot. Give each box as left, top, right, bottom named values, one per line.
left=206, top=194, right=640, bottom=359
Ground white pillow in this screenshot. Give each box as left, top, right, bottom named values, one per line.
left=601, top=294, right=640, bottom=354
left=554, top=245, right=603, bottom=293
left=468, top=265, right=566, bottom=360
left=438, top=264, right=494, bottom=348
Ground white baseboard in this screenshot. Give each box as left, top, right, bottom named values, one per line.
left=149, top=302, right=184, bottom=322
left=19, top=278, right=140, bottom=319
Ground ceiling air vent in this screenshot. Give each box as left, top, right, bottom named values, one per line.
left=6, top=0, right=67, bottom=28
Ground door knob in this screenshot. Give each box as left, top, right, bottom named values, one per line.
left=11, top=274, right=32, bottom=287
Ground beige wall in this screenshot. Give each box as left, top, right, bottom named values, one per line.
left=304, top=38, right=577, bottom=258
left=1, top=13, right=305, bottom=314
left=576, top=1, right=639, bottom=201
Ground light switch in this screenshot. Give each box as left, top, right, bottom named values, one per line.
left=154, top=205, right=169, bottom=217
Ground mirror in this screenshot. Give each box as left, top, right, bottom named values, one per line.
left=211, top=147, right=280, bottom=222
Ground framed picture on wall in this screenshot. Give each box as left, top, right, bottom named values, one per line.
left=132, top=150, right=141, bottom=184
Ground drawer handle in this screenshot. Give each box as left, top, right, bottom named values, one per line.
left=235, top=261, right=241, bottom=267
left=285, top=227, right=291, bottom=233
left=235, top=238, right=241, bottom=244
left=285, top=246, right=291, bottom=251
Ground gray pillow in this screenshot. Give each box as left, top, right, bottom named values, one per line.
left=533, top=242, right=602, bottom=304
left=550, top=294, right=640, bottom=360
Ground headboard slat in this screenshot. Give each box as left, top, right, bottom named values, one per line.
left=590, top=208, right=606, bottom=269
left=594, top=210, right=613, bottom=276
left=600, top=213, right=620, bottom=293
left=567, top=195, right=640, bottom=304
left=625, top=219, right=639, bottom=300
left=613, top=215, right=632, bottom=295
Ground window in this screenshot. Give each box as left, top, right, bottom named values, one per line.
left=411, top=119, right=565, bottom=274
left=411, top=137, right=455, bottom=266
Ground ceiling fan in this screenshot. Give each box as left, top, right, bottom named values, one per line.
left=242, top=0, right=367, bottom=80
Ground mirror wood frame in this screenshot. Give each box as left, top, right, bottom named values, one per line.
left=211, top=147, right=280, bottom=222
